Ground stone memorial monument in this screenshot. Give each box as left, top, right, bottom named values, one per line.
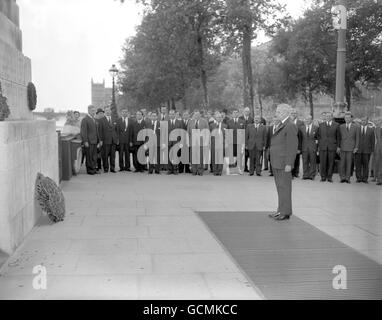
left=0, top=0, right=59, bottom=254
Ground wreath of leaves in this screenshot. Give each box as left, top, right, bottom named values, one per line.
left=27, top=82, right=37, bottom=111
left=0, top=81, right=11, bottom=120
left=35, top=173, right=66, bottom=223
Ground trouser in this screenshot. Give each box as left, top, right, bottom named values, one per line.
left=340, top=151, right=353, bottom=181
left=191, top=146, right=206, bottom=175
left=292, top=153, right=300, bottom=177
left=263, top=149, right=270, bottom=170
left=375, top=152, right=382, bottom=182
left=249, top=147, right=262, bottom=175
left=133, top=145, right=145, bottom=171
left=179, top=147, right=191, bottom=173
left=273, top=168, right=293, bottom=216
left=355, top=153, right=371, bottom=182
left=85, top=144, right=98, bottom=174
left=149, top=147, right=161, bottom=173
left=211, top=146, right=224, bottom=175
left=319, top=150, right=336, bottom=180
left=302, top=149, right=317, bottom=179
left=119, top=143, right=131, bottom=170
left=101, top=144, right=116, bottom=171
left=244, top=149, right=249, bottom=171
left=168, top=151, right=179, bottom=173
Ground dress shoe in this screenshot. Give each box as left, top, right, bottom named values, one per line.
left=249, top=173, right=254, bottom=176
left=126, top=169, right=131, bottom=172
left=256, top=173, right=262, bottom=177
left=275, top=215, right=290, bottom=221
left=155, top=171, right=160, bottom=175
left=148, top=171, right=153, bottom=175
left=327, top=179, right=333, bottom=183
left=268, top=212, right=281, bottom=219
left=104, top=170, right=109, bottom=173
left=119, top=169, right=125, bottom=172
left=363, top=180, right=368, bottom=184
left=356, top=180, right=362, bottom=183
left=303, top=177, right=309, bottom=180
left=376, top=182, right=382, bottom=185
left=111, top=170, right=116, bottom=173
left=269, top=173, right=274, bottom=177
left=341, top=180, right=346, bottom=183
left=346, top=180, right=351, bottom=184
left=321, top=178, right=326, bottom=182
left=87, top=172, right=95, bottom=176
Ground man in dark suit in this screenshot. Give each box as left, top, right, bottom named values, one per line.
left=167, top=109, right=182, bottom=174
left=146, top=111, right=161, bottom=174
left=246, top=114, right=267, bottom=176
left=95, top=108, right=105, bottom=172
left=179, top=110, right=191, bottom=174
left=266, top=117, right=280, bottom=177
left=132, top=110, right=147, bottom=172
left=98, top=106, right=118, bottom=173
left=374, top=121, right=382, bottom=185
left=290, top=109, right=304, bottom=178
left=317, top=112, right=340, bottom=182
left=300, top=115, right=318, bottom=180
left=210, top=112, right=227, bottom=176
left=116, top=108, right=133, bottom=172
left=188, top=110, right=210, bottom=176
left=338, top=112, right=360, bottom=183
left=240, top=107, right=254, bottom=172
left=269, top=104, right=298, bottom=221
left=355, top=117, right=375, bottom=183
left=227, top=109, right=246, bottom=172
left=80, top=105, right=99, bottom=175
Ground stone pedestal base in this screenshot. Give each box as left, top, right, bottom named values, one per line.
left=0, top=120, right=58, bottom=254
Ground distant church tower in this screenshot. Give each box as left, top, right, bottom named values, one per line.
left=91, top=78, right=112, bottom=109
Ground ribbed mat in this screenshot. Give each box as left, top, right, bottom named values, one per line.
left=198, top=212, right=382, bottom=300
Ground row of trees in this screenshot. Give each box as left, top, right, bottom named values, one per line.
left=116, top=0, right=382, bottom=117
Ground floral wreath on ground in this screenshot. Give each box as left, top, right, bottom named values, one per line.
left=27, top=82, right=37, bottom=111
left=0, top=81, right=11, bottom=120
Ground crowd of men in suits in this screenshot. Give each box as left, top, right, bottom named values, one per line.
left=80, top=104, right=382, bottom=185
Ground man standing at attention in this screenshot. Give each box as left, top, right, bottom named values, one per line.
left=245, top=114, right=267, bottom=176
left=355, top=117, right=375, bottom=183
left=338, top=112, right=359, bottom=183
left=80, top=105, right=99, bottom=175
left=317, top=112, right=340, bottom=183
left=269, top=104, right=298, bottom=221
left=98, top=106, right=118, bottom=173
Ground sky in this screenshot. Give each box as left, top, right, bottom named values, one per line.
left=18, top=0, right=310, bottom=113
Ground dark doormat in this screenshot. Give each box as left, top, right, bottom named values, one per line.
left=197, top=212, right=382, bottom=300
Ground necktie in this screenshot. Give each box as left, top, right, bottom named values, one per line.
left=196, top=121, right=199, bottom=130
left=307, top=126, right=310, bottom=136
left=347, top=124, right=350, bottom=132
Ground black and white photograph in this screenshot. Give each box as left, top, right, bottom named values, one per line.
left=0, top=0, right=382, bottom=305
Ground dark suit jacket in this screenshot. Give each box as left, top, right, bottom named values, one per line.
left=246, top=124, right=267, bottom=150
left=357, top=126, right=375, bottom=154
left=317, top=121, right=340, bottom=151
left=132, top=120, right=146, bottom=147
left=187, top=118, right=209, bottom=147
left=168, top=119, right=183, bottom=147
left=239, top=116, right=254, bottom=129
left=339, top=123, right=360, bottom=152
left=81, top=115, right=98, bottom=145
left=270, top=119, right=299, bottom=170
left=116, top=117, right=134, bottom=144
left=300, top=125, right=318, bottom=152
left=146, top=120, right=161, bottom=147
left=227, top=118, right=246, bottom=145
left=375, top=127, right=382, bottom=156
left=210, top=122, right=228, bottom=147
left=98, top=116, right=118, bottom=145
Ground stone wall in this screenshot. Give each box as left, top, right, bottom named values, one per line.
left=0, top=121, right=58, bottom=254
left=0, top=2, right=32, bottom=120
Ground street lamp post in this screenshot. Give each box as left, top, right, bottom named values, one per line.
left=332, top=0, right=347, bottom=115
left=109, top=64, right=119, bottom=121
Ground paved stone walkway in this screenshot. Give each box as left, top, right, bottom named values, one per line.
left=0, top=170, right=381, bottom=299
